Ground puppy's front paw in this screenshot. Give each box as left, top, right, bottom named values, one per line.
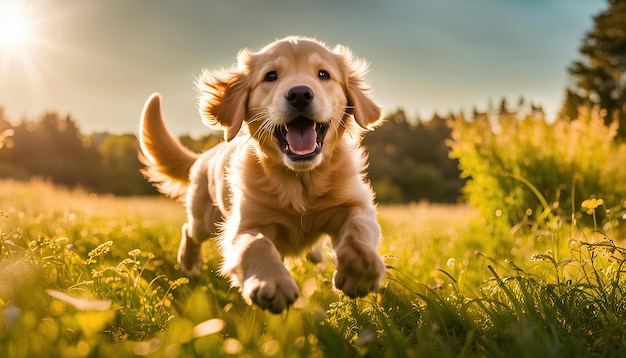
left=333, top=242, right=385, bottom=298
left=242, top=268, right=300, bottom=314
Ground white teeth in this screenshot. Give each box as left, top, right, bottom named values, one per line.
left=283, top=122, right=318, bottom=132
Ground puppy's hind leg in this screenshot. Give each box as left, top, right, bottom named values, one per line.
left=178, top=223, right=204, bottom=276
left=178, top=173, right=220, bottom=277
left=306, top=241, right=326, bottom=264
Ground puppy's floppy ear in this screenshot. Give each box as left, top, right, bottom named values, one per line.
left=196, top=60, right=248, bottom=141
left=335, top=45, right=383, bottom=130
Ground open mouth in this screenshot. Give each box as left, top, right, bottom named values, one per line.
left=274, top=116, right=329, bottom=161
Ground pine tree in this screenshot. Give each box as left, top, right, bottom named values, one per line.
left=564, top=0, right=626, bottom=136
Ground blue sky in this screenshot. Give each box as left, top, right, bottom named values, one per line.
left=0, top=0, right=607, bottom=135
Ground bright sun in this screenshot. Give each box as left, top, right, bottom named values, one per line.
left=0, top=1, right=33, bottom=51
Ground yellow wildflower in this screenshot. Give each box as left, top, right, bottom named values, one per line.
left=581, top=198, right=604, bottom=215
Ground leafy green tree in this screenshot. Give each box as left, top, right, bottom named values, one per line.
left=0, top=108, right=15, bottom=177
left=5, top=113, right=99, bottom=187
left=365, top=110, right=463, bottom=203
left=179, top=133, right=222, bottom=153
left=564, top=0, right=626, bottom=135
left=0, top=107, right=10, bottom=131
left=97, top=134, right=156, bottom=195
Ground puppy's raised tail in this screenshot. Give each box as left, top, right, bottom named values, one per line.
left=138, top=93, right=199, bottom=201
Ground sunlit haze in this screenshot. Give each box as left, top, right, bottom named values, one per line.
left=0, top=1, right=31, bottom=50
left=0, top=0, right=608, bottom=135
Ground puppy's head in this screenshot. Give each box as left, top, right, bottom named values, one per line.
left=197, top=36, right=381, bottom=171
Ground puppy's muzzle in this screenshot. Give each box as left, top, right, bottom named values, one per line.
left=274, top=85, right=329, bottom=161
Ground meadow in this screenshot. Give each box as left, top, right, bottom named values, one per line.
left=1, top=178, right=625, bottom=357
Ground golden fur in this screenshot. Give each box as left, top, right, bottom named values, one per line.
left=138, top=36, right=385, bottom=313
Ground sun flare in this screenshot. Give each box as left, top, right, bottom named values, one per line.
left=0, top=0, right=52, bottom=87
left=0, top=1, right=32, bottom=51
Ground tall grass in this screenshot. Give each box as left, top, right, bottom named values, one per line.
left=449, top=107, right=626, bottom=231
left=1, top=179, right=625, bottom=357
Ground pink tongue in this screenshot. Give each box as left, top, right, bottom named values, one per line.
left=286, top=121, right=317, bottom=155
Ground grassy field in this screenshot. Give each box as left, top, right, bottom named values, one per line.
left=1, top=179, right=625, bottom=357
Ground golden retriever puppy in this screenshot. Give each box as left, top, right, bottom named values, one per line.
left=138, top=36, right=385, bottom=313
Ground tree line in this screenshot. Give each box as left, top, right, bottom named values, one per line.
left=0, top=109, right=228, bottom=197
left=1, top=105, right=461, bottom=201
left=0, top=109, right=150, bottom=195
left=0, top=99, right=539, bottom=203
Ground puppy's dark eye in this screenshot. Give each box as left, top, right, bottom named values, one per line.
left=318, top=69, right=330, bottom=80
left=264, top=71, right=278, bottom=82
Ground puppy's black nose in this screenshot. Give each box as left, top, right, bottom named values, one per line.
left=286, top=85, right=314, bottom=110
